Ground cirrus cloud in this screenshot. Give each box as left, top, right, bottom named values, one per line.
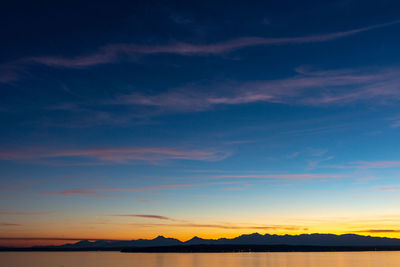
left=1, top=20, right=399, bottom=82
left=214, top=173, right=343, bottom=180
left=0, top=146, right=231, bottom=165
left=111, top=67, right=400, bottom=113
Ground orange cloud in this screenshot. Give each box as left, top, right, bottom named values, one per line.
left=130, top=222, right=306, bottom=231
left=356, top=229, right=400, bottom=233
left=109, top=214, right=174, bottom=220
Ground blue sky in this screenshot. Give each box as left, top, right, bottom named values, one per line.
left=1, top=0, right=400, bottom=246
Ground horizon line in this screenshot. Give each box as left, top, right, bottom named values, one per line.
left=1, top=231, right=398, bottom=246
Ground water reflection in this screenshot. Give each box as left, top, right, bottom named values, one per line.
left=1, top=251, right=399, bottom=267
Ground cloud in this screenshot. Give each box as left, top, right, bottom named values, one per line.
left=95, top=211, right=309, bottom=233
left=27, top=22, right=393, bottom=67
left=47, top=188, right=98, bottom=196
left=136, top=198, right=157, bottom=203
left=355, top=161, right=400, bottom=169
left=0, top=211, right=54, bottom=216
left=355, top=229, right=400, bottom=233
left=0, top=223, right=22, bottom=227
left=43, top=184, right=194, bottom=196
left=132, top=222, right=306, bottom=231
left=388, top=114, right=400, bottom=128
left=103, top=184, right=195, bottom=192
left=214, top=173, right=342, bottom=179
left=112, top=67, right=400, bottom=113
left=223, top=140, right=256, bottom=145
left=106, top=212, right=304, bottom=231
left=40, top=107, right=142, bottom=128
left=354, top=177, right=377, bottom=185
left=0, top=65, right=21, bottom=83
left=387, top=114, right=400, bottom=128
left=1, top=20, right=398, bottom=82
left=223, top=183, right=252, bottom=191
left=375, top=186, right=400, bottom=191
left=42, top=182, right=239, bottom=197
left=307, top=156, right=335, bottom=169
left=0, top=147, right=231, bottom=164
left=330, top=160, right=400, bottom=169
left=23, top=21, right=400, bottom=66
left=391, top=120, right=400, bottom=128
left=286, top=152, right=300, bottom=159
left=6, top=66, right=400, bottom=129
left=110, top=214, right=173, bottom=220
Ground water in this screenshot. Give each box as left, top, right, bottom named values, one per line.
left=1, top=251, right=400, bottom=267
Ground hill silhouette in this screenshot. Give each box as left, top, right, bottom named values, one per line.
left=3, top=233, right=400, bottom=251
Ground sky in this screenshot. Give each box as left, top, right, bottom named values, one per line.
left=1, top=0, right=400, bottom=247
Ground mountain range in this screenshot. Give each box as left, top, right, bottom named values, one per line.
left=25, top=233, right=400, bottom=250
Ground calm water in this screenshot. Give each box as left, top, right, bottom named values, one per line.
left=1, top=251, right=400, bottom=267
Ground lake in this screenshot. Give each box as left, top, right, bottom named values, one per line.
left=1, top=251, right=400, bottom=267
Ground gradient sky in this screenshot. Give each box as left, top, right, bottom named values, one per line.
left=2, top=0, right=400, bottom=247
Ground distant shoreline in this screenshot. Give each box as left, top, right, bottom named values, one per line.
left=121, top=244, right=400, bottom=253
left=3, top=244, right=400, bottom=253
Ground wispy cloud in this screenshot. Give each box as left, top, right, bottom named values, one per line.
left=285, top=152, right=300, bottom=159
left=132, top=222, right=306, bottom=231
left=110, top=214, right=174, bottom=220
left=28, top=21, right=397, bottom=67
left=0, top=147, right=231, bottom=164
left=112, top=67, right=400, bottom=112
left=0, top=64, right=22, bottom=83
left=0, top=223, right=22, bottom=227
left=307, top=156, right=335, bottom=169
left=329, top=160, right=400, bottom=169
left=136, top=198, right=157, bottom=203
left=42, top=184, right=194, bottom=197
left=22, top=64, right=399, bottom=128
left=98, top=214, right=307, bottom=231
left=390, top=120, right=400, bottom=128
left=45, top=188, right=99, bottom=196
left=355, top=161, right=400, bottom=169
left=0, top=211, right=54, bottom=216
left=1, top=20, right=398, bottom=82
left=354, top=177, right=377, bottom=185
left=375, top=186, right=400, bottom=191
left=104, top=184, right=197, bottom=192
left=223, top=140, right=256, bottom=145
left=214, top=173, right=342, bottom=179
left=8, top=66, right=400, bottom=129
left=42, top=182, right=239, bottom=197
left=355, top=229, right=400, bottom=233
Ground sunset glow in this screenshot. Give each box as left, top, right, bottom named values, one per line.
left=1, top=0, right=400, bottom=249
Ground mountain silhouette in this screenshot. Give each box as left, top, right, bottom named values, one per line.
left=56, top=235, right=182, bottom=249
left=181, top=233, right=400, bottom=247
left=4, top=233, right=400, bottom=251
left=18, top=233, right=400, bottom=250
left=185, top=236, right=219, bottom=245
